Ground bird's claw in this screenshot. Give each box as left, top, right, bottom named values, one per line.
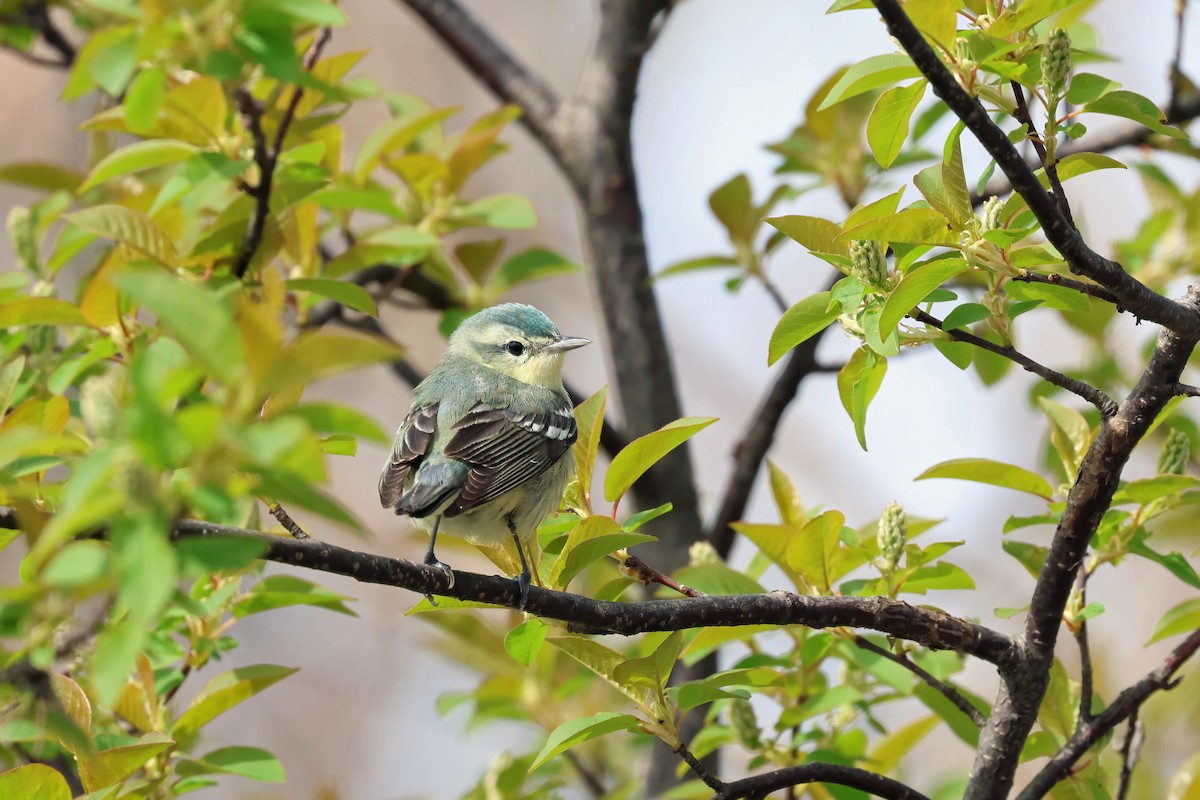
left=423, top=556, right=454, bottom=608
left=514, top=569, right=531, bottom=611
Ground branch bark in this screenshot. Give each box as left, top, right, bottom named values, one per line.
left=712, top=763, right=931, bottom=800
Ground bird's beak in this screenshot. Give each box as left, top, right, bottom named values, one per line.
left=544, top=336, right=590, bottom=353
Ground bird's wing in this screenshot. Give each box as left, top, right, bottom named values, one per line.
left=442, top=399, right=577, bottom=516
left=378, top=403, right=439, bottom=508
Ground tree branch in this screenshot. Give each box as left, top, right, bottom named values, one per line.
left=910, top=309, right=1118, bottom=417
left=1009, top=81, right=1074, bottom=227
left=232, top=30, right=332, bottom=279
left=676, top=742, right=725, bottom=792
left=872, top=0, right=1200, bottom=337
left=103, top=517, right=1020, bottom=666
left=0, top=2, right=75, bottom=68
left=853, top=635, right=985, bottom=729
left=712, top=763, right=931, bottom=800
left=1114, top=711, right=1143, bottom=800
left=709, top=273, right=839, bottom=558
left=1013, top=270, right=1122, bottom=309
left=1072, top=570, right=1094, bottom=731
left=1016, top=627, right=1200, bottom=800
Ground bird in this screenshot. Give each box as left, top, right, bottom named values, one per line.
left=378, top=303, right=590, bottom=609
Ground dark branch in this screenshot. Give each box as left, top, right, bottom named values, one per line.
left=396, top=0, right=565, bottom=165
left=872, top=0, right=1200, bottom=336
left=1176, top=383, right=1200, bottom=397
left=1168, top=0, right=1189, bottom=119
left=713, top=763, right=931, bottom=800
left=1013, top=270, right=1122, bottom=308
left=1114, top=711, right=1142, bottom=800
left=911, top=309, right=1118, bottom=417
left=853, top=635, right=985, bottom=729
left=1009, top=81, right=1074, bottom=227
left=0, top=2, right=75, bottom=68
left=1016, top=627, right=1200, bottom=800
left=676, top=743, right=725, bottom=792
left=710, top=274, right=839, bottom=558
left=134, top=517, right=1020, bottom=666
left=1072, top=571, right=1094, bottom=731
left=232, top=31, right=332, bottom=279
left=268, top=502, right=310, bottom=540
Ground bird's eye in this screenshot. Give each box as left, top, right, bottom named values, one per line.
left=505, top=340, right=526, bottom=357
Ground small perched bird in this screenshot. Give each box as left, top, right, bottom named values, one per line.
left=379, top=303, right=589, bottom=607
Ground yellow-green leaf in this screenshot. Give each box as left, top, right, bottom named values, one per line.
left=571, top=387, right=607, bottom=513
left=530, top=712, right=642, bottom=771
left=837, top=346, right=887, bottom=450
left=916, top=458, right=1054, bottom=499
left=65, top=205, right=177, bottom=266
left=1150, top=597, right=1200, bottom=644
left=172, top=665, right=298, bottom=739
left=604, top=417, right=717, bottom=504
left=867, top=80, right=926, bottom=169
left=79, top=140, right=198, bottom=192
left=0, top=161, right=84, bottom=192
left=787, top=510, right=845, bottom=593
left=78, top=732, right=174, bottom=793
left=765, top=215, right=847, bottom=256
left=878, top=257, right=970, bottom=339
left=262, top=330, right=404, bottom=395
left=768, top=291, right=840, bottom=365
left=819, top=54, right=921, bottom=110
left=0, top=764, right=72, bottom=800
left=285, top=278, right=377, bottom=316
left=504, top=619, right=548, bottom=666
left=0, top=298, right=88, bottom=327
left=549, top=515, right=655, bottom=590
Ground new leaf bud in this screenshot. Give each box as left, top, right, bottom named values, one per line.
left=981, top=196, right=1004, bottom=233
left=850, top=240, right=888, bottom=288
left=688, top=541, right=720, bottom=567
left=876, top=501, right=907, bottom=572
left=1159, top=428, right=1190, bottom=475
left=1041, top=28, right=1071, bottom=97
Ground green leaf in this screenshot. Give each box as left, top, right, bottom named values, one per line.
left=115, top=271, right=243, bottom=384
left=819, top=54, right=921, bottom=110
left=504, top=619, right=549, bottom=666
left=571, top=386, right=607, bottom=511
left=247, top=0, right=347, bottom=25
left=285, top=278, right=377, bottom=316
left=550, top=515, right=655, bottom=589
left=768, top=291, right=839, bottom=365
left=879, top=257, right=969, bottom=339
left=172, top=665, right=298, bottom=739
left=612, top=631, right=683, bottom=694
left=177, top=536, right=268, bottom=575
left=182, top=746, right=286, bottom=783
left=1002, top=540, right=1048, bottom=579
left=765, top=215, right=847, bottom=256
left=709, top=174, right=756, bottom=243
left=916, top=458, right=1054, bottom=499
left=987, top=0, right=1089, bottom=36
left=547, top=636, right=637, bottom=701
left=658, top=255, right=738, bottom=278
left=604, top=417, right=718, bottom=504
left=255, top=471, right=365, bottom=533
left=455, top=193, right=537, bottom=229
left=0, top=161, right=83, bottom=192
left=530, top=712, right=642, bottom=771
left=837, top=346, right=887, bottom=450
left=65, top=205, right=177, bottom=266
left=1067, top=72, right=1122, bottom=106
left=786, top=510, right=845, bottom=593
left=0, top=764, right=72, bottom=800
left=1151, top=597, right=1200, bottom=643
left=490, top=248, right=580, bottom=293
left=1085, top=90, right=1186, bottom=138
left=670, top=563, right=765, bottom=596
left=1129, top=538, right=1200, bottom=590
left=263, top=330, right=404, bottom=395
left=623, top=503, right=672, bottom=531
left=868, top=81, right=927, bottom=169
left=288, top=402, right=388, bottom=443
left=123, top=66, right=166, bottom=134
left=839, top=207, right=959, bottom=247
left=233, top=575, right=355, bottom=617
left=901, top=561, right=975, bottom=593
left=942, top=303, right=992, bottom=331
left=42, top=540, right=109, bottom=587
left=0, top=298, right=87, bottom=327
left=914, top=683, right=981, bottom=747
left=870, top=716, right=940, bottom=773
left=79, top=140, right=197, bottom=192
left=1115, top=475, right=1200, bottom=505
left=78, top=732, right=174, bottom=793
left=1038, top=397, right=1093, bottom=479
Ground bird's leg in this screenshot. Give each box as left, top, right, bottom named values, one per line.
left=505, top=512, right=531, bottom=611
left=423, top=515, right=454, bottom=606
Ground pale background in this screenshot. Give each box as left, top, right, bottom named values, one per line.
left=1, top=1, right=1198, bottom=797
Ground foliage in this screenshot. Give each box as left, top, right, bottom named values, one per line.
left=1, top=1, right=1200, bottom=799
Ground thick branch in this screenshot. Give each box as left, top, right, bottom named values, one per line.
left=713, top=763, right=930, bottom=800
left=873, top=0, right=1200, bottom=336
left=709, top=273, right=840, bottom=558
left=397, top=0, right=566, bottom=166
left=147, top=519, right=1018, bottom=666
left=911, top=309, right=1118, bottom=417
left=1016, top=627, right=1200, bottom=800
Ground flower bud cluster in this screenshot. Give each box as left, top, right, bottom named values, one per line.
left=1159, top=429, right=1191, bottom=476
left=876, top=501, right=907, bottom=573
left=1041, top=28, right=1071, bottom=98
left=850, top=240, right=889, bottom=289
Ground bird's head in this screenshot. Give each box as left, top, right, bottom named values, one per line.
left=449, top=303, right=589, bottom=389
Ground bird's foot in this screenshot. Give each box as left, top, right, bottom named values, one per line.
left=422, top=555, right=454, bottom=607
left=513, top=568, right=531, bottom=611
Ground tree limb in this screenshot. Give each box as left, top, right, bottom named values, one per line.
left=1009, top=80, right=1074, bottom=227
left=1016, top=627, right=1200, bottom=800
left=910, top=309, right=1118, bottom=417
left=853, top=635, right=985, bottom=729
left=872, top=0, right=1200, bottom=337
left=712, top=763, right=931, bottom=800
left=1013, top=270, right=1122, bottom=309
left=0, top=2, right=75, bottom=68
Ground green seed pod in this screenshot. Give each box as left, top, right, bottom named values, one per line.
left=1159, top=428, right=1190, bottom=476
left=729, top=698, right=761, bottom=750
left=877, top=501, right=907, bottom=572
left=688, top=541, right=720, bottom=567
left=1041, top=28, right=1072, bottom=97
left=850, top=240, right=888, bottom=288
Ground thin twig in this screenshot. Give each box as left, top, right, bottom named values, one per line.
left=268, top=502, right=310, bottom=540
left=1168, top=0, right=1189, bottom=119
left=675, top=742, right=726, bottom=792
left=713, top=763, right=931, bottom=800
left=1010, top=81, right=1074, bottom=227
left=1176, top=383, right=1200, bottom=398
left=1114, top=711, right=1143, bottom=800
left=0, top=2, right=75, bottom=67
left=1017, top=627, right=1200, bottom=799
left=1072, top=570, right=1094, bottom=731
left=853, top=636, right=985, bottom=729
left=622, top=554, right=706, bottom=598
left=232, top=30, right=332, bottom=279
left=1014, top=270, right=1122, bottom=309
left=910, top=309, right=1118, bottom=417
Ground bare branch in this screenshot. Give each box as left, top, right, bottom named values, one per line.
left=1010, top=81, right=1074, bottom=227
left=622, top=554, right=706, bottom=598
left=1072, top=570, right=1094, bottom=731
left=1115, top=712, right=1143, bottom=800
left=1016, top=628, right=1200, bottom=800
left=0, top=2, right=75, bottom=68
left=712, top=763, right=931, bottom=800
left=267, top=502, right=310, bottom=540
left=871, top=0, right=1200, bottom=336
left=1013, top=270, right=1122, bottom=309
left=910, top=309, right=1118, bottom=417
left=853, top=635, right=985, bottom=729
left=675, top=742, right=725, bottom=792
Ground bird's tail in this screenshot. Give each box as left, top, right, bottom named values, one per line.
left=393, top=457, right=468, bottom=518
